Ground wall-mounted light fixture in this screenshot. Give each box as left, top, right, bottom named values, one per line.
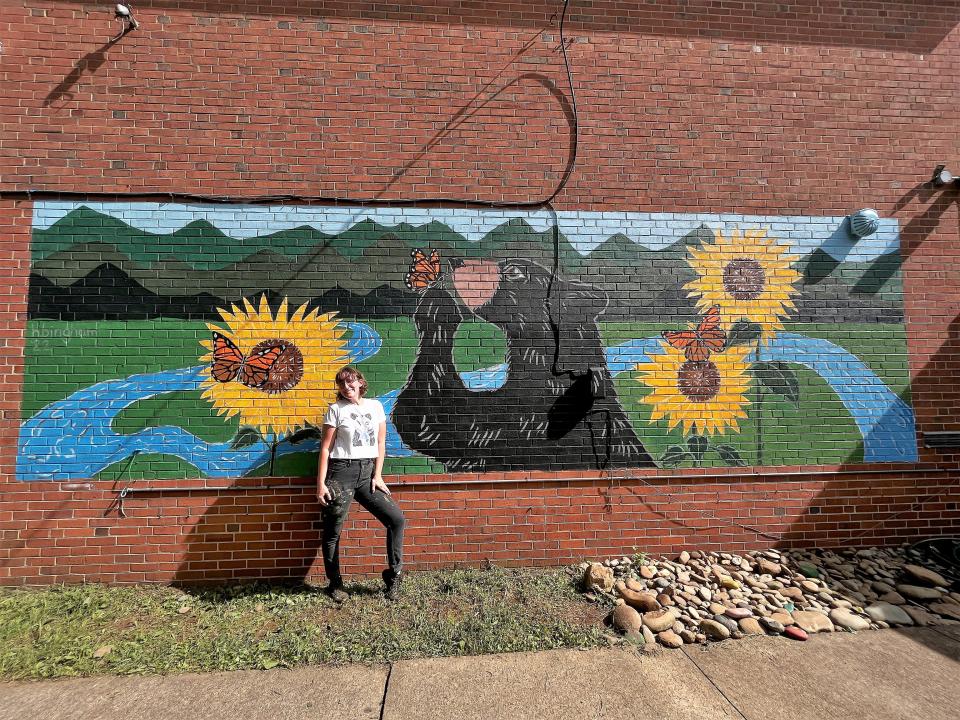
left=931, top=165, right=960, bottom=189
left=114, top=3, right=139, bottom=35
left=847, top=208, right=880, bottom=239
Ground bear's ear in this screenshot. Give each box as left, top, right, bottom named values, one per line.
left=548, top=279, right=609, bottom=375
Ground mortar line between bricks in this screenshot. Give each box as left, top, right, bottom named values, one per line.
left=678, top=647, right=750, bottom=720
left=378, top=662, right=394, bottom=720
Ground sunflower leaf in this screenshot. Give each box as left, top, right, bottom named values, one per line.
left=286, top=427, right=321, bottom=445
left=687, top=434, right=709, bottom=461
left=725, top=321, right=762, bottom=349
left=661, top=445, right=692, bottom=467
left=715, top=445, right=747, bottom=467
left=754, top=361, right=800, bottom=403
left=231, top=427, right=263, bottom=450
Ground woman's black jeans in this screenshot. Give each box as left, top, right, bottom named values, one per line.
left=321, top=458, right=405, bottom=586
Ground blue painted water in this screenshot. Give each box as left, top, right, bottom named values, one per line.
left=16, top=329, right=916, bottom=480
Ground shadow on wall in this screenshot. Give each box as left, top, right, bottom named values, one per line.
left=172, top=488, right=323, bottom=586
left=72, top=0, right=960, bottom=54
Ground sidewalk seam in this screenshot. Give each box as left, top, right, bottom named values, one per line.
left=379, top=662, right=394, bottom=720
left=678, top=647, right=750, bottom=720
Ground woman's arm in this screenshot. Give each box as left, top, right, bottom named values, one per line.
left=371, top=420, right=390, bottom=494
left=317, top=424, right=337, bottom=504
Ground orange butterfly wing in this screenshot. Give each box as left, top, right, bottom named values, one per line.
left=405, top=248, right=442, bottom=291
left=662, top=330, right=697, bottom=350
left=663, top=307, right=727, bottom=362
left=211, top=332, right=244, bottom=383
left=239, top=345, right=284, bottom=389
left=696, top=306, right=727, bottom=354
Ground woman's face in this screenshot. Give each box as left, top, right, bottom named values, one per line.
left=339, top=376, right=363, bottom=403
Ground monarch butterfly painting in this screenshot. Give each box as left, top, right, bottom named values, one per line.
left=404, top=248, right=443, bottom=292
left=662, top=306, right=727, bottom=362
left=210, top=332, right=284, bottom=389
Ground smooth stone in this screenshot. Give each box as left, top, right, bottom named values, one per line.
left=800, top=580, right=820, bottom=593
left=679, top=629, right=697, bottom=644
left=639, top=565, right=657, bottom=579
left=879, top=591, right=906, bottom=605
left=903, top=563, right=949, bottom=587
left=780, top=587, right=805, bottom=601
left=757, top=558, right=782, bottom=576
left=616, top=584, right=662, bottom=612
left=903, top=606, right=938, bottom=626
left=760, top=617, right=785, bottom=634
left=625, top=578, right=645, bottom=593
left=641, top=625, right=656, bottom=645
left=611, top=604, right=643, bottom=634
left=712, top=614, right=739, bottom=634
left=720, top=576, right=741, bottom=590
left=657, top=629, right=683, bottom=648
left=796, top=562, right=820, bottom=578
left=700, top=619, right=731, bottom=640
left=724, top=607, right=753, bottom=620
left=770, top=611, right=794, bottom=626
left=865, top=602, right=914, bottom=626
left=678, top=550, right=691, bottom=564
left=829, top=608, right=870, bottom=631
left=896, top=584, right=943, bottom=601
left=792, top=610, right=834, bottom=633
left=642, top=609, right=678, bottom=634
left=738, top=617, right=764, bottom=635
left=930, top=603, right=960, bottom=621
left=784, top=625, right=809, bottom=641
left=699, top=588, right=713, bottom=602
left=708, top=602, right=727, bottom=615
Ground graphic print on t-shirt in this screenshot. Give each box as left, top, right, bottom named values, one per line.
left=349, top=410, right=377, bottom=447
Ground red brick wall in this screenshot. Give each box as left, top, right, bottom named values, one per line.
left=2, top=1, right=960, bottom=584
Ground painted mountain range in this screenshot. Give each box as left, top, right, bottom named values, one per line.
left=29, top=207, right=904, bottom=322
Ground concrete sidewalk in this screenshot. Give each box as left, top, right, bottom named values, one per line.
left=2, top=627, right=958, bottom=720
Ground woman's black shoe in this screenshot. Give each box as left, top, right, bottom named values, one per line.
left=382, top=570, right=403, bottom=601
left=325, top=583, right=348, bottom=603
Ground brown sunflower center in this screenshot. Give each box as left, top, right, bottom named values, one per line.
left=677, top=360, right=720, bottom=402
left=251, top=338, right=303, bottom=394
left=723, top=257, right=765, bottom=300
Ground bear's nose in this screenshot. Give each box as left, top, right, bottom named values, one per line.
left=449, top=257, right=465, bottom=270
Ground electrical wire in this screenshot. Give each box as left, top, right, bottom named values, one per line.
left=8, top=0, right=578, bottom=212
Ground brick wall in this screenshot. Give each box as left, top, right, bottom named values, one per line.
left=2, top=1, right=959, bottom=584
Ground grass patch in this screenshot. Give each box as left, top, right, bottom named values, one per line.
left=0, top=567, right=609, bottom=679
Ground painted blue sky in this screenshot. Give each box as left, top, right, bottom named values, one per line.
left=32, top=201, right=900, bottom=263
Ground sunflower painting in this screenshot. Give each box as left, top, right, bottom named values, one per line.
left=683, top=228, right=800, bottom=342
left=19, top=202, right=917, bottom=481
left=636, top=342, right=752, bottom=437
left=199, top=295, right=348, bottom=438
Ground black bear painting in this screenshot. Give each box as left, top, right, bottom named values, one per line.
left=392, top=258, right=655, bottom=472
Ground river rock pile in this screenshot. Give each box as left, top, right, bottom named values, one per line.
left=576, top=544, right=960, bottom=650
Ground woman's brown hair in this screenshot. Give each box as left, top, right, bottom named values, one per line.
left=335, top=366, right=368, bottom=400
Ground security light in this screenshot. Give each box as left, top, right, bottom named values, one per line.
left=114, top=3, right=139, bottom=33
left=931, top=165, right=959, bottom=189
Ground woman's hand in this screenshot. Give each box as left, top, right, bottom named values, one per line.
left=371, top=474, right=391, bottom=495
left=317, top=482, right=332, bottom=506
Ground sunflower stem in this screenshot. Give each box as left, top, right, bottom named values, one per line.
left=269, top=434, right=278, bottom=476
left=755, top=336, right=763, bottom=465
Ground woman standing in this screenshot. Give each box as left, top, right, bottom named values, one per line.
left=317, top=367, right=406, bottom=601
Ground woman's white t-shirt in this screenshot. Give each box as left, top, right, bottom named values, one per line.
left=323, top=398, right=386, bottom=460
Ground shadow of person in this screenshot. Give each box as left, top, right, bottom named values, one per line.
left=171, top=486, right=323, bottom=586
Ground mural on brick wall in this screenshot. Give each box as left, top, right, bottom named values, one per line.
left=18, top=202, right=918, bottom=480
